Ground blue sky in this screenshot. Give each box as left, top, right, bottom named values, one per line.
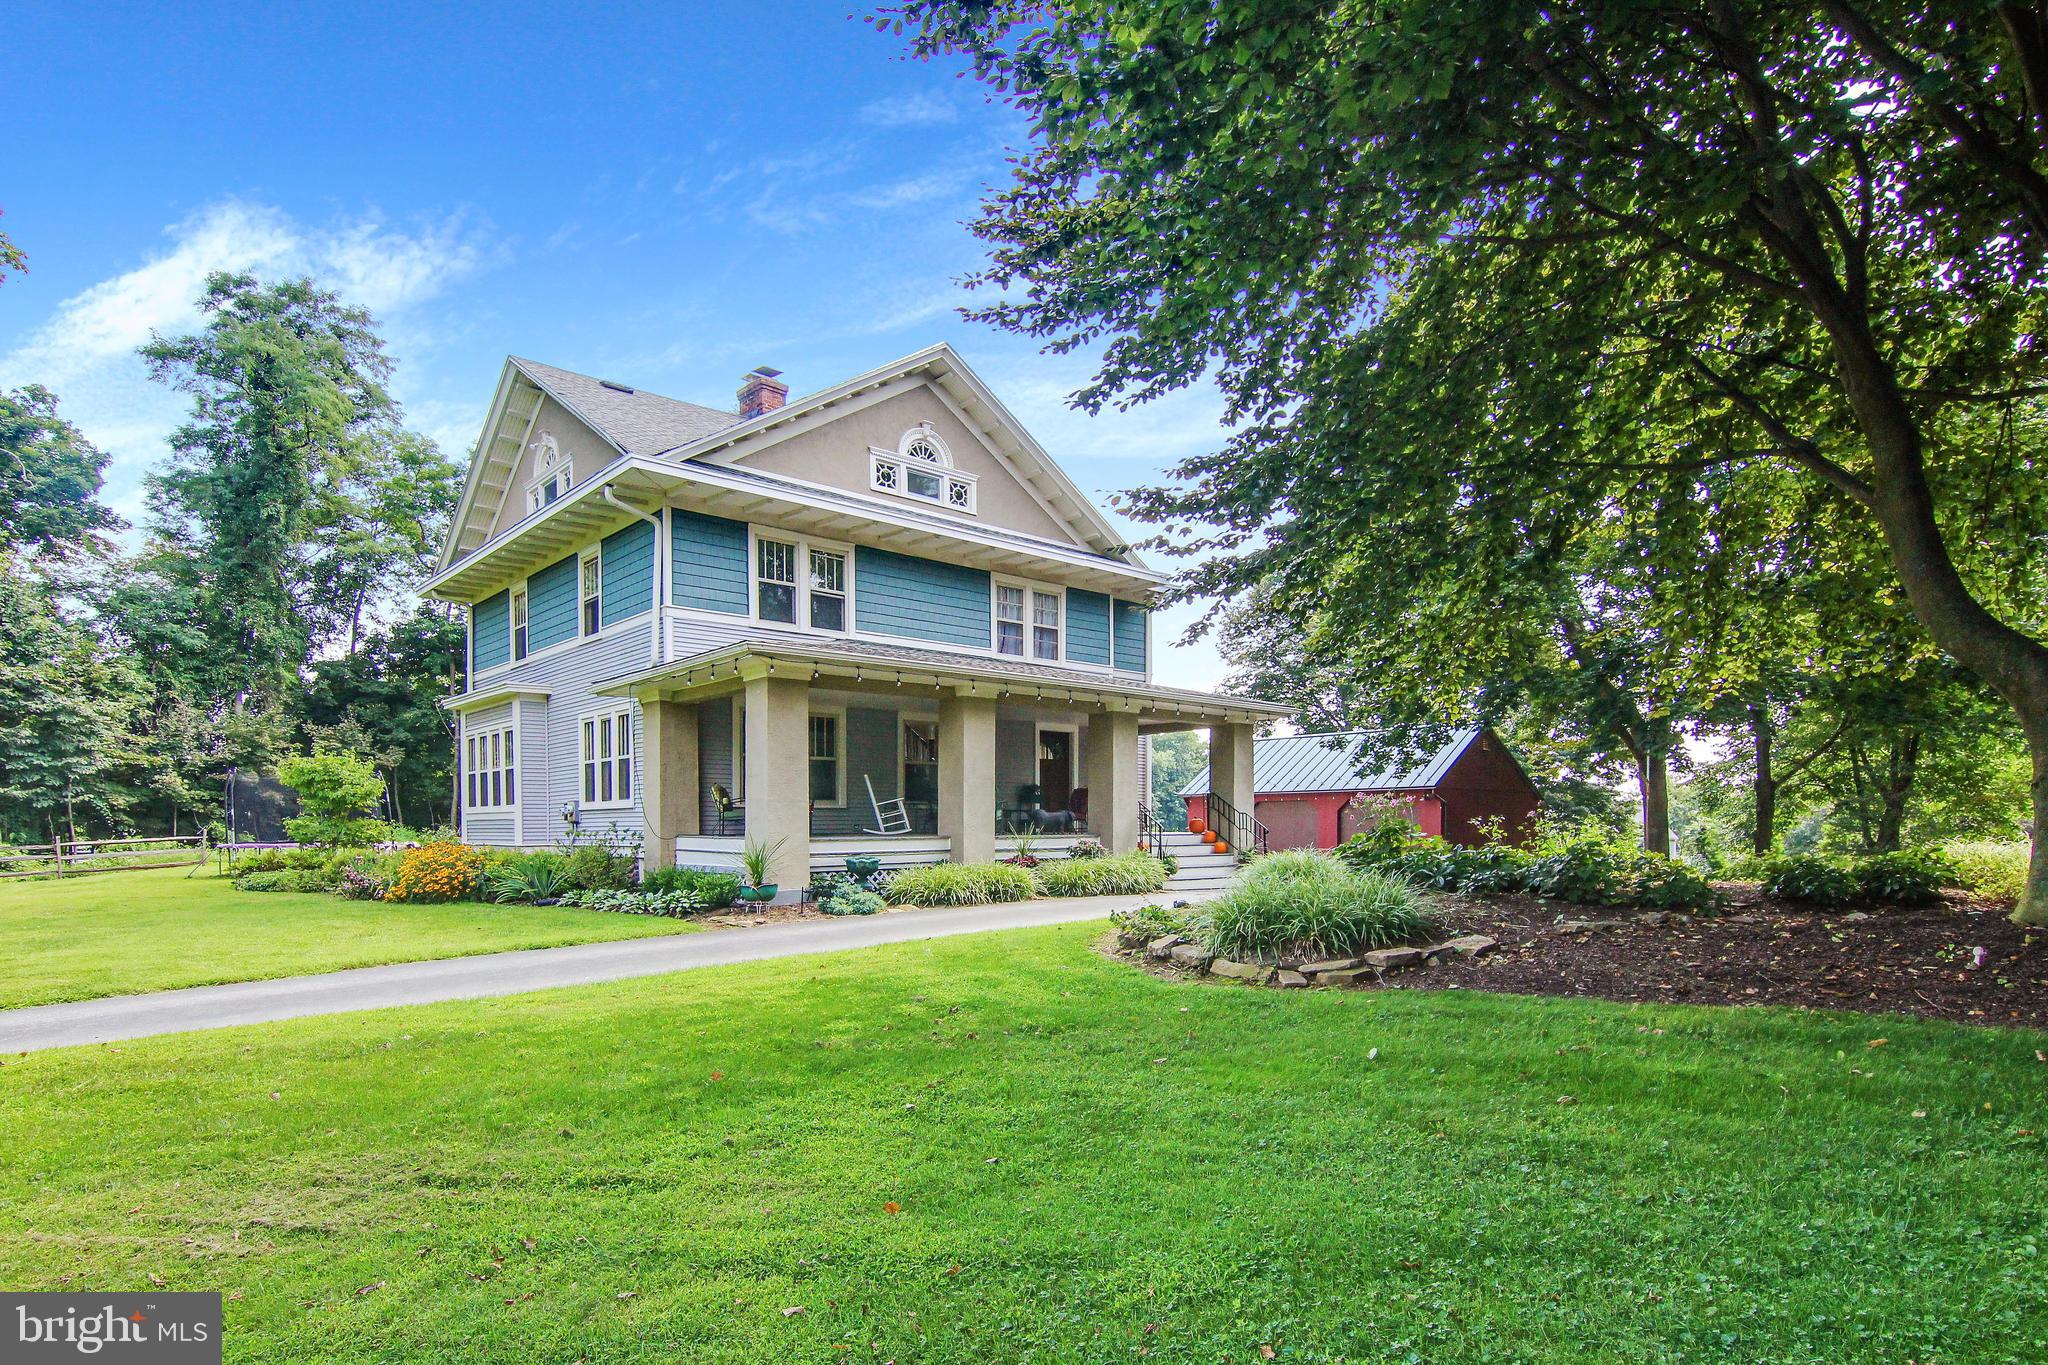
left=2, top=0, right=1236, bottom=686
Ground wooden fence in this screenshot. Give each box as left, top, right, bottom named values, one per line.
left=0, top=835, right=209, bottom=879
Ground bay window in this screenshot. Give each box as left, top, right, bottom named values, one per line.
left=464, top=725, right=516, bottom=810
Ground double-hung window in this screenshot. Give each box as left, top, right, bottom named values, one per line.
left=756, top=537, right=798, bottom=624
left=995, top=584, right=1025, bottom=656
left=1031, top=590, right=1061, bottom=660
left=809, top=712, right=843, bottom=806
left=580, top=553, right=601, bottom=636
left=511, top=589, right=529, bottom=661
left=809, top=548, right=847, bottom=631
left=753, top=531, right=851, bottom=633
left=581, top=707, right=633, bottom=806
left=464, top=725, right=516, bottom=809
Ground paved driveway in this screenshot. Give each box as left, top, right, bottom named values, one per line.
left=0, top=892, right=1199, bottom=1053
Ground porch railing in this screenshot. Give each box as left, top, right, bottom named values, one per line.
left=1137, top=803, right=1162, bottom=854
left=1204, top=792, right=1270, bottom=858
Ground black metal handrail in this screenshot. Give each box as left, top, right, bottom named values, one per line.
left=1204, top=791, right=1269, bottom=858
left=1137, top=803, right=1162, bottom=854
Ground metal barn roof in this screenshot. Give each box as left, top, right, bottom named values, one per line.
left=1177, top=728, right=1482, bottom=798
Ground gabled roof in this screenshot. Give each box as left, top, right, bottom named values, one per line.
left=436, top=343, right=1146, bottom=577
left=1179, top=728, right=1484, bottom=797
left=509, top=357, right=735, bottom=454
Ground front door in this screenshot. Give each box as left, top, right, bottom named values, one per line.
left=1038, top=730, right=1074, bottom=812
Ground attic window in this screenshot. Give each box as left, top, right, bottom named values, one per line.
left=870, top=425, right=976, bottom=514
left=525, top=431, right=574, bottom=513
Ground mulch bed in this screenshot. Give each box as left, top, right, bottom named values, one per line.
left=1395, top=885, right=2047, bottom=1030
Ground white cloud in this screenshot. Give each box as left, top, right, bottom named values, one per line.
left=0, top=199, right=493, bottom=534
left=859, top=90, right=959, bottom=128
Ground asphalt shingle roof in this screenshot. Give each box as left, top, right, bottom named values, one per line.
left=513, top=357, right=737, bottom=455
left=1178, top=728, right=1482, bottom=797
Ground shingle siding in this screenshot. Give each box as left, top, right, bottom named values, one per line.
left=473, top=591, right=511, bottom=672
left=527, top=553, right=579, bottom=654
left=672, top=510, right=750, bottom=615
left=600, top=520, right=655, bottom=627
left=854, top=547, right=992, bottom=649
left=1066, top=589, right=1111, bottom=666
left=1112, top=599, right=1148, bottom=674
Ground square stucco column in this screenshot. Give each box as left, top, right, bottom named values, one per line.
left=939, top=691, right=997, bottom=864
left=1210, top=722, right=1257, bottom=834
left=1083, top=710, right=1142, bottom=853
left=638, top=698, right=699, bottom=873
left=744, top=673, right=812, bottom=895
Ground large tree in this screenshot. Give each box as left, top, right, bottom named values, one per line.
left=0, top=386, right=123, bottom=561
left=896, top=0, right=2048, bottom=921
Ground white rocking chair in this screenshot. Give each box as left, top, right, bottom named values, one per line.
left=863, top=775, right=912, bottom=836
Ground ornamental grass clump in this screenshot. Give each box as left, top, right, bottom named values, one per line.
left=384, top=842, right=487, bottom=903
left=883, top=861, right=1034, bottom=907
left=1198, top=850, right=1437, bottom=961
left=1033, top=851, right=1170, bottom=898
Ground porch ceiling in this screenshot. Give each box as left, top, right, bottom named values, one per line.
left=592, top=636, right=1291, bottom=727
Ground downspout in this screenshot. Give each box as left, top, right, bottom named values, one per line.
left=602, top=485, right=666, bottom=665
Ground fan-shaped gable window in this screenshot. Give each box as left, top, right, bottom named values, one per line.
left=525, top=431, right=575, bottom=513
left=870, top=423, right=976, bottom=513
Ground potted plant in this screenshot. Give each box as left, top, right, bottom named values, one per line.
left=739, top=836, right=785, bottom=903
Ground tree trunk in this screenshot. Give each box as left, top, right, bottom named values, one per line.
left=1874, top=731, right=1919, bottom=852
left=1635, top=744, right=1671, bottom=856
left=1750, top=704, right=1776, bottom=856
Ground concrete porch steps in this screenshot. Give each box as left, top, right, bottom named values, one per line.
left=1153, top=830, right=1243, bottom=895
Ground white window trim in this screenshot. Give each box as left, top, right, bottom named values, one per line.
left=993, top=575, right=1065, bottom=664
left=524, top=434, right=574, bottom=513
left=463, top=722, right=518, bottom=811
left=510, top=587, right=529, bottom=661
left=898, top=715, right=938, bottom=811
left=868, top=426, right=978, bottom=515
left=579, top=548, right=603, bottom=638
left=808, top=705, right=848, bottom=809
left=747, top=525, right=855, bottom=635
left=578, top=705, right=636, bottom=810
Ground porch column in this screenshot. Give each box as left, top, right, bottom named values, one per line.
left=1210, top=721, right=1257, bottom=835
left=939, top=690, right=997, bottom=864
left=744, top=672, right=812, bottom=896
left=1083, top=709, right=1141, bottom=853
left=638, top=698, right=699, bottom=873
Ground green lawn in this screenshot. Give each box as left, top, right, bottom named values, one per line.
left=2, top=923, right=2043, bottom=1362
left=0, top=866, right=692, bottom=1009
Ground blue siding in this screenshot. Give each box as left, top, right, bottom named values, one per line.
left=1067, top=589, right=1111, bottom=666
left=672, top=510, right=749, bottom=615
left=1113, top=599, right=1148, bottom=674
left=600, top=520, right=654, bottom=627
left=473, top=591, right=511, bottom=671
left=527, top=554, right=578, bottom=653
left=811, top=705, right=902, bottom=835
left=855, top=547, right=992, bottom=649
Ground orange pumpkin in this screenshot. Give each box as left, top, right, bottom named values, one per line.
left=1188, top=817, right=1206, bottom=835
left=1214, top=841, right=1230, bottom=855
left=1202, top=829, right=1220, bottom=845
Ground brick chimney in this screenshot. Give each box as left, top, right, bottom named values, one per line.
left=737, top=366, right=788, bottom=419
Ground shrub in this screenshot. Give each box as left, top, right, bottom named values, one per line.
left=820, top=888, right=886, bottom=916
left=563, top=843, right=638, bottom=892
left=1854, top=847, right=1956, bottom=906
left=282, top=815, right=393, bottom=848
left=233, top=869, right=335, bottom=893
left=231, top=851, right=288, bottom=877
left=335, top=854, right=397, bottom=901
left=561, top=888, right=704, bottom=917
left=1199, top=851, right=1438, bottom=960
left=1345, top=820, right=1718, bottom=915
left=643, top=866, right=742, bottom=907
left=485, top=852, right=576, bottom=904
left=1066, top=839, right=1106, bottom=859
left=1759, top=854, right=1863, bottom=908
left=1033, top=851, right=1171, bottom=898
left=384, top=842, right=488, bottom=903
left=884, top=861, right=1034, bottom=907
left=1948, top=841, right=2028, bottom=905
left=1110, top=901, right=1195, bottom=945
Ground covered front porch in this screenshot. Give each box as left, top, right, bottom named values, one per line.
left=596, top=636, right=1288, bottom=895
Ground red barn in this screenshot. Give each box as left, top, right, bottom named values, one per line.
left=1180, top=728, right=1542, bottom=851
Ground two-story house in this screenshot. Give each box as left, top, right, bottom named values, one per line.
left=422, top=344, right=1287, bottom=896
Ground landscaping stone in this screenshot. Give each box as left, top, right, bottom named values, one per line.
left=1841, top=911, right=1875, bottom=923
left=1168, top=943, right=1215, bottom=971
left=1273, top=969, right=1309, bottom=988
left=1209, top=957, right=1275, bottom=984
left=1362, top=947, right=1428, bottom=971
left=1146, top=934, right=1186, bottom=960
left=1439, top=934, right=1498, bottom=957
left=1556, top=918, right=1631, bottom=933
left=1300, top=957, right=1363, bottom=974
left=1316, top=967, right=1376, bottom=986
